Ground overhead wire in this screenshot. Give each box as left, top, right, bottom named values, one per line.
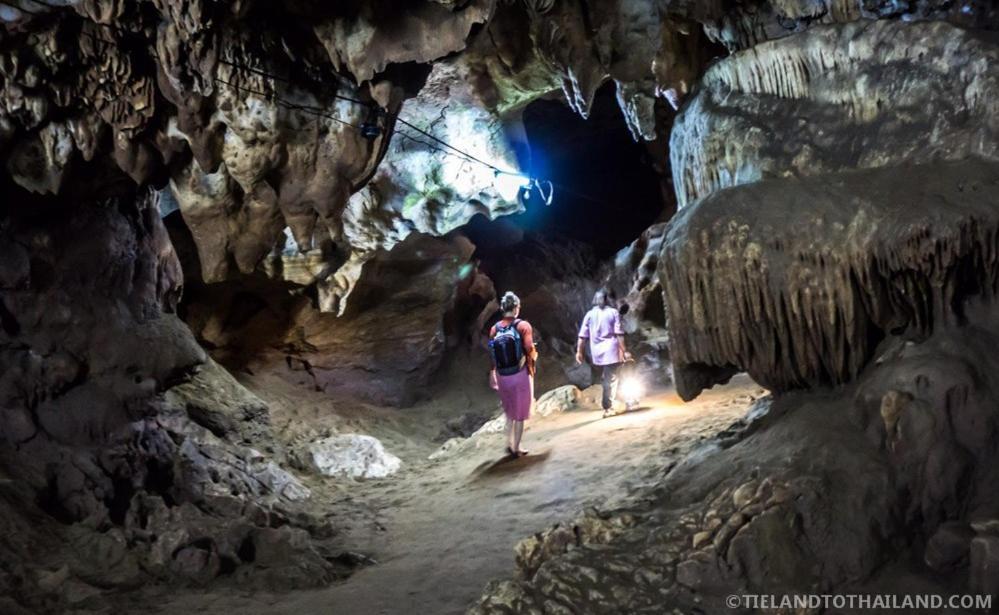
left=4, top=0, right=620, bottom=209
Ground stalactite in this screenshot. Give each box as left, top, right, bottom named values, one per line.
left=661, top=160, right=999, bottom=400
left=670, top=20, right=999, bottom=211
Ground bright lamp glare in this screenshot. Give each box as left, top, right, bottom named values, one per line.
left=493, top=171, right=530, bottom=202
left=620, top=376, right=644, bottom=403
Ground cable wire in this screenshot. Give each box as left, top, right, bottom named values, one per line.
left=6, top=2, right=621, bottom=209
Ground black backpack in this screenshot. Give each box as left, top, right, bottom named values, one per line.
left=490, top=319, right=526, bottom=376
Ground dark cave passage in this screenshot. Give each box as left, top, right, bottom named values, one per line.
left=511, top=83, right=667, bottom=259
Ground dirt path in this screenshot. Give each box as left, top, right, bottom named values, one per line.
left=143, top=377, right=763, bottom=615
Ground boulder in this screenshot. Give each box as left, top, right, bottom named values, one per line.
left=925, top=522, right=974, bottom=572
left=534, top=385, right=582, bottom=418
left=474, top=385, right=581, bottom=436
left=308, top=435, right=402, bottom=479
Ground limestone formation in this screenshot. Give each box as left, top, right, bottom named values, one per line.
left=181, top=231, right=483, bottom=405
left=0, top=195, right=345, bottom=611
left=0, top=0, right=510, bottom=309
left=669, top=0, right=997, bottom=51
left=605, top=221, right=671, bottom=385
left=661, top=160, right=999, bottom=400
left=501, top=0, right=707, bottom=138
left=671, top=20, right=999, bottom=210
left=307, top=434, right=402, bottom=480
left=6, top=1, right=999, bottom=613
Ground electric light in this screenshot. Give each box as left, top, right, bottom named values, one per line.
left=619, top=375, right=645, bottom=408
left=493, top=170, right=532, bottom=202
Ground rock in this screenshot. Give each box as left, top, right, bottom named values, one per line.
left=691, top=531, right=713, bottom=549
left=437, top=412, right=492, bottom=442
left=925, top=522, right=974, bottom=572
left=34, top=565, right=70, bottom=593
left=534, top=385, right=581, bottom=418
left=671, top=20, right=999, bottom=210
left=183, top=232, right=477, bottom=406
left=0, top=195, right=335, bottom=608
left=880, top=390, right=913, bottom=450
left=171, top=543, right=222, bottom=585
left=308, top=435, right=402, bottom=479
left=472, top=411, right=509, bottom=437
left=684, top=0, right=994, bottom=52
left=428, top=437, right=466, bottom=461
left=0, top=2, right=509, bottom=294
left=244, top=526, right=338, bottom=589
left=165, top=357, right=273, bottom=446
left=971, top=519, right=999, bottom=535
left=516, top=525, right=578, bottom=579
left=970, top=535, right=999, bottom=597
left=514, top=510, right=635, bottom=580
left=661, top=160, right=999, bottom=400
left=731, top=482, right=758, bottom=509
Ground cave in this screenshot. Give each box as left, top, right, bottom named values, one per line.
left=3, top=1, right=999, bottom=614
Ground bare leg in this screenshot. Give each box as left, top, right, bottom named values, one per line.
left=505, top=417, right=514, bottom=453
left=514, top=420, right=527, bottom=455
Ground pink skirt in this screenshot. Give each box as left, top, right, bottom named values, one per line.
left=497, top=367, right=533, bottom=421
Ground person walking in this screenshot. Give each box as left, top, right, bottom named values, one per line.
left=576, top=289, right=631, bottom=417
left=488, top=292, right=538, bottom=456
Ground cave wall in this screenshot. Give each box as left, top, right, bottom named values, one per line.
left=663, top=159, right=999, bottom=400
left=661, top=19, right=999, bottom=400
left=0, top=0, right=511, bottom=312
left=179, top=230, right=494, bottom=406
left=6, top=1, right=999, bottom=611
left=671, top=19, right=999, bottom=210
left=0, top=193, right=346, bottom=612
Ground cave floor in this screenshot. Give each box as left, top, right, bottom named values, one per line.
left=130, top=372, right=764, bottom=615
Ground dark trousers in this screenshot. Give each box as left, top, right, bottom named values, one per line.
left=600, top=363, right=621, bottom=410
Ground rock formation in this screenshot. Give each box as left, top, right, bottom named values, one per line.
left=0, top=193, right=348, bottom=613
left=5, top=0, right=999, bottom=613
left=662, top=19, right=999, bottom=399
left=473, top=8, right=999, bottom=615
left=671, top=19, right=999, bottom=210
left=663, top=159, right=999, bottom=400
left=180, top=230, right=489, bottom=406
left=0, top=0, right=514, bottom=314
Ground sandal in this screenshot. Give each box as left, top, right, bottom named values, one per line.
left=516, top=449, right=529, bottom=457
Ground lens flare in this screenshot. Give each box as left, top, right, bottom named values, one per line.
left=620, top=375, right=644, bottom=404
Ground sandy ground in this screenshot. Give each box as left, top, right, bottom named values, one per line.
left=136, top=362, right=764, bottom=615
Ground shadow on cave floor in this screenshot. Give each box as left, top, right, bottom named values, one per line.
left=470, top=450, right=554, bottom=480
left=126, top=368, right=765, bottom=615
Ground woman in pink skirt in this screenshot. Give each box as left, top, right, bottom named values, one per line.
left=489, top=292, right=538, bottom=457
